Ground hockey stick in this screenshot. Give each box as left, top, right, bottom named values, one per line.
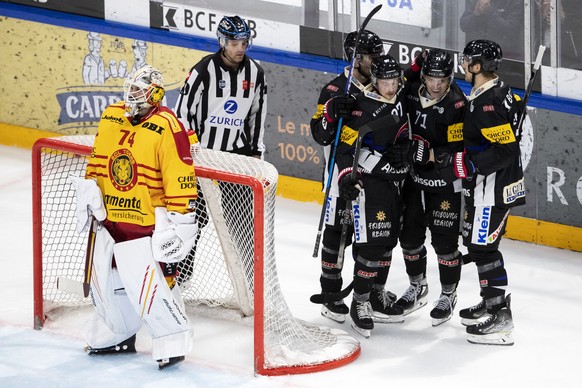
left=56, top=218, right=97, bottom=297
left=517, top=45, right=546, bottom=136
left=310, top=281, right=353, bottom=304
left=312, top=4, right=383, bottom=258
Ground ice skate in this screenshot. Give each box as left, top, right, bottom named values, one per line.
left=466, top=295, right=514, bottom=346
left=395, top=279, right=428, bottom=316
left=86, top=334, right=137, bottom=356
left=459, top=298, right=489, bottom=326
left=370, top=289, right=404, bottom=323
left=321, top=298, right=349, bottom=323
left=430, top=291, right=457, bottom=327
left=158, top=355, right=186, bottom=369
left=350, top=299, right=373, bottom=338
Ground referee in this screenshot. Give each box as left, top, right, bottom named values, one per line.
left=175, top=15, right=267, bottom=158
left=174, top=15, right=267, bottom=287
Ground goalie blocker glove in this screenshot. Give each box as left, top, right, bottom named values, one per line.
left=324, top=95, right=356, bottom=123
left=337, top=167, right=363, bottom=201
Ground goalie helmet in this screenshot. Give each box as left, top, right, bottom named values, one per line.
left=123, top=65, right=165, bottom=117
left=371, top=54, right=402, bottom=82
left=343, top=30, right=384, bottom=61
left=217, top=15, right=252, bottom=46
left=460, top=40, right=503, bottom=72
left=422, top=49, right=454, bottom=79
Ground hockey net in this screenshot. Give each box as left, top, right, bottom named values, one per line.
left=32, top=135, right=360, bottom=376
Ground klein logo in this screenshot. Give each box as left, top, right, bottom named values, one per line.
left=224, top=100, right=238, bottom=114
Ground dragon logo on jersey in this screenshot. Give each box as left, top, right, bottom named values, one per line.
left=110, top=148, right=138, bottom=191
left=224, top=100, right=238, bottom=114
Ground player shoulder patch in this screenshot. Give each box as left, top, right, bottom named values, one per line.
left=454, top=100, right=465, bottom=109
left=483, top=105, right=495, bottom=112
left=326, top=84, right=339, bottom=92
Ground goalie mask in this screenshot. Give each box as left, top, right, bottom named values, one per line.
left=123, top=65, right=165, bottom=117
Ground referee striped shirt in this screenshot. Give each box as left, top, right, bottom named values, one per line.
left=174, top=51, right=267, bottom=157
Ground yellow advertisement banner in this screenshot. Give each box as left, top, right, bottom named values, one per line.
left=0, top=16, right=209, bottom=134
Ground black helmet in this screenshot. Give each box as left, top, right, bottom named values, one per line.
left=217, top=16, right=251, bottom=41
left=343, top=30, right=384, bottom=61
left=371, top=54, right=402, bottom=80
left=461, top=40, right=502, bottom=72
left=422, top=49, right=454, bottom=78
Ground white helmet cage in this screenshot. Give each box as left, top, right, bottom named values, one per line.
left=123, top=65, right=165, bottom=117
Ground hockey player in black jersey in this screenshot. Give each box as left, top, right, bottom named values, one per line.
left=436, top=40, right=523, bottom=345
left=333, top=55, right=418, bottom=337
left=310, top=30, right=385, bottom=324
left=385, top=50, right=467, bottom=326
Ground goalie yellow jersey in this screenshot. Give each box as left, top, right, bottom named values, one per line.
left=86, top=102, right=197, bottom=228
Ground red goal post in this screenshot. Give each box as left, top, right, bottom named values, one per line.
left=32, top=135, right=360, bottom=376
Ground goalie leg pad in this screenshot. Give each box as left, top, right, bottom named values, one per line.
left=113, top=236, right=193, bottom=358
left=83, top=226, right=143, bottom=349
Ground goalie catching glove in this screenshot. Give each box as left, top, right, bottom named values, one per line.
left=69, top=176, right=107, bottom=233
left=152, top=207, right=198, bottom=263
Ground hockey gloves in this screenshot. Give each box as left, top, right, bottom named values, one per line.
left=324, top=95, right=356, bottom=123
left=69, top=176, right=107, bottom=233
left=384, top=140, right=431, bottom=168
left=435, top=150, right=476, bottom=179
left=384, top=141, right=411, bottom=168
left=152, top=207, right=198, bottom=263
left=338, top=168, right=363, bottom=201
left=409, top=140, right=431, bottom=165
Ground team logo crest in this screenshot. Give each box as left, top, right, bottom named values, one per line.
left=109, top=148, right=137, bottom=191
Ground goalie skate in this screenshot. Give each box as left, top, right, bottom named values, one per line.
left=158, top=355, right=185, bottom=369
left=86, top=334, right=136, bottom=356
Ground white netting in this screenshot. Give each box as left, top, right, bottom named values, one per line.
left=33, top=135, right=359, bottom=375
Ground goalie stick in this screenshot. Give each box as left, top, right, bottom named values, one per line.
left=56, top=218, right=97, bottom=297
left=312, top=4, right=383, bottom=258
left=516, top=45, right=546, bottom=138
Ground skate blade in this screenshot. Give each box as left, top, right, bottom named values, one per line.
left=460, top=315, right=491, bottom=327
left=158, top=356, right=185, bottom=370
left=467, top=332, right=514, bottom=346
left=431, top=315, right=452, bottom=327
left=372, top=314, right=405, bottom=324
left=350, top=322, right=371, bottom=338
left=402, top=299, right=428, bottom=316
left=321, top=307, right=346, bottom=323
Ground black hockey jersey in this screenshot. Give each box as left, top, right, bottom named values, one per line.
left=334, top=83, right=410, bottom=180
left=463, top=77, right=525, bottom=208
left=407, top=80, right=467, bottom=192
